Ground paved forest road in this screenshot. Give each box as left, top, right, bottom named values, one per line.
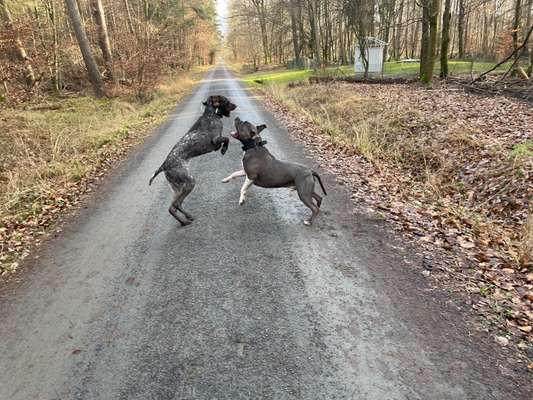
left=0, top=65, right=530, bottom=400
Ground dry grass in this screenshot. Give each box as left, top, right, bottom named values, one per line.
left=0, top=68, right=206, bottom=254
left=263, top=81, right=532, bottom=268
left=265, top=82, right=451, bottom=173
left=0, top=68, right=208, bottom=275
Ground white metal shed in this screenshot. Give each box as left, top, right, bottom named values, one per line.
left=354, top=37, right=387, bottom=74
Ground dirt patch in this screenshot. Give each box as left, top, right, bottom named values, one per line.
left=259, top=81, right=532, bottom=367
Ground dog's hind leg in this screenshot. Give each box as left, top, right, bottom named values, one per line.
left=297, top=178, right=320, bottom=225
left=300, top=196, right=319, bottom=226
left=312, top=192, right=323, bottom=208
left=174, top=180, right=195, bottom=221
left=166, top=167, right=195, bottom=225
left=169, top=199, right=192, bottom=226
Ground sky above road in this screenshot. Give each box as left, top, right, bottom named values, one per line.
left=216, top=0, right=229, bottom=38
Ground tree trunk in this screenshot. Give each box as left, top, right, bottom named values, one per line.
left=426, top=0, right=441, bottom=82
left=393, top=0, right=404, bottom=60
left=123, top=0, right=135, bottom=35
left=90, top=0, right=114, bottom=81
left=458, top=0, right=465, bottom=58
left=289, top=0, right=301, bottom=65
left=259, top=16, right=268, bottom=64
left=527, top=0, right=533, bottom=75
left=251, top=0, right=269, bottom=65
left=45, top=0, right=60, bottom=91
left=420, top=1, right=429, bottom=77
left=411, top=2, right=420, bottom=58
left=382, top=0, right=396, bottom=61
left=512, top=0, right=522, bottom=65
left=421, top=0, right=440, bottom=83
left=440, top=0, right=451, bottom=77
left=405, top=0, right=416, bottom=57
left=64, top=0, right=105, bottom=97
left=479, top=9, right=488, bottom=57
left=337, top=12, right=344, bottom=64
left=323, top=0, right=332, bottom=63
left=308, top=0, right=321, bottom=68
left=0, top=0, right=36, bottom=87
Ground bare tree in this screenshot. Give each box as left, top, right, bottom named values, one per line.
left=123, top=0, right=135, bottom=35
left=251, top=0, right=270, bottom=64
left=0, top=0, right=36, bottom=87
left=308, top=0, right=321, bottom=68
left=512, top=0, right=522, bottom=65
left=440, top=0, right=452, bottom=77
left=90, top=0, right=114, bottom=81
left=458, top=0, right=466, bottom=58
left=288, top=0, right=302, bottom=65
left=44, top=0, right=60, bottom=91
left=64, top=0, right=105, bottom=97
left=527, top=0, right=533, bottom=74
left=420, top=0, right=441, bottom=83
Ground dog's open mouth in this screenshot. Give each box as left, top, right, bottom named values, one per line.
left=231, top=131, right=239, bottom=139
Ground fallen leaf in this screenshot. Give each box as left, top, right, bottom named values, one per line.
left=457, top=237, right=475, bottom=249
left=494, top=336, right=509, bottom=346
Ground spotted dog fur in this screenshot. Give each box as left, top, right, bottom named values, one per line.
left=149, top=95, right=237, bottom=225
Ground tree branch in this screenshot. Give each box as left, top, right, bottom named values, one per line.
left=471, top=24, right=533, bottom=83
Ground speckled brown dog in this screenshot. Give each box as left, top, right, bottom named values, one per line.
left=149, top=95, right=237, bottom=225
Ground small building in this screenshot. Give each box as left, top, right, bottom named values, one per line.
left=354, top=37, right=387, bottom=74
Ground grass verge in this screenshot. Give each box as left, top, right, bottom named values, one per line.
left=0, top=68, right=208, bottom=275
left=262, top=81, right=531, bottom=265
left=241, top=61, right=511, bottom=86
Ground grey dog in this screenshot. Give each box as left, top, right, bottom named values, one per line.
left=149, top=95, right=237, bottom=225
left=222, top=117, right=327, bottom=225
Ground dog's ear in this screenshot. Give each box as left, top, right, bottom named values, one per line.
left=257, top=124, right=267, bottom=133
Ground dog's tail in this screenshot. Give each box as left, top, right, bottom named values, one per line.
left=149, top=166, right=164, bottom=186
left=312, top=172, right=327, bottom=196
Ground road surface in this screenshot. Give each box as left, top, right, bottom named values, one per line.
left=0, top=65, right=529, bottom=400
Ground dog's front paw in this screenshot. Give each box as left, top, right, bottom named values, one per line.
left=221, top=147, right=228, bottom=155
left=222, top=176, right=231, bottom=183
left=239, top=197, right=246, bottom=205
left=303, top=219, right=312, bottom=226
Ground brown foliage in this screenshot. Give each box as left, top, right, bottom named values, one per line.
left=0, top=0, right=219, bottom=104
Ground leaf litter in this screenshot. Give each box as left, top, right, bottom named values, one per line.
left=260, top=81, right=532, bottom=367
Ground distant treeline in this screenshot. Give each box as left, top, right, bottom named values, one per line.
left=0, top=0, right=219, bottom=100
left=228, top=0, right=532, bottom=82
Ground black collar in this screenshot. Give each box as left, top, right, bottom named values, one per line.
left=242, top=139, right=267, bottom=151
